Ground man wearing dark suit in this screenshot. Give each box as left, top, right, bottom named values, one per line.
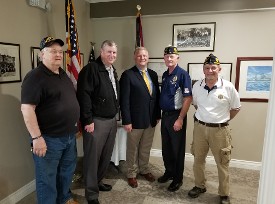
left=120, top=47, right=161, bottom=188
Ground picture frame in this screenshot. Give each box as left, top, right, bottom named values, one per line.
left=187, top=63, right=232, bottom=86
left=31, top=46, right=41, bottom=69
left=235, top=57, right=273, bottom=102
left=0, top=42, right=21, bottom=84
left=148, top=58, right=165, bottom=84
left=173, top=22, right=216, bottom=52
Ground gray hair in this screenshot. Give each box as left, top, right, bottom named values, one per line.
left=101, top=40, right=117, bottom=49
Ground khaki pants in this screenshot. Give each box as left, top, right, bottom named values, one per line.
left=191, top=122, right=232, bottom=196
left=126, top=126, right=155, bottom=178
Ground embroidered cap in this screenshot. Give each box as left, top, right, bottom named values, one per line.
left=40, top=36, right=64, bottom=50
left=164, top=46, right=179, bottom=55
left=204, top=53, right=220, bottom=65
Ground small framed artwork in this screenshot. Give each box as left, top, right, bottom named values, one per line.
left=235, top=57, right=273, bottom=102
left=0, top=42, right=21, bottom=84
left=31, top=46, right=41, bottom=69
left=173, top=22, right=216, bottom=52
left=187, top=63, right=232, bottom=86
left=148, top=58, right=166, bottom=84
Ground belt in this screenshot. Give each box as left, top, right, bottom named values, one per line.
left=194, top=117, right=228, bottom=127
left=162, top=109, right=180, bottom=116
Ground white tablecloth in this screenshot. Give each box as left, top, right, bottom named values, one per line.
left=111, top=126, right=127, bottom=165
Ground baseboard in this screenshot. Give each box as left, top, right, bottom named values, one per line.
left=0, top=180, right=35, bottom=204
left=150, top=148, right=262, bottom=171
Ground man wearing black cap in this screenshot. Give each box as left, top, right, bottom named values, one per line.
left=158, top=46, right=192, bottom=192
left=21, top=36, right=80, bottom=204
left=188, top=54, right=241, bottom=204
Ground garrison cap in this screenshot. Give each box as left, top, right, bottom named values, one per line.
left=204, top=53, right=220, bottom=65
left=164, top=46, right=179, bottom=55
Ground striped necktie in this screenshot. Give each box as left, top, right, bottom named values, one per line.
left=141, top=70, right=151, bottom=94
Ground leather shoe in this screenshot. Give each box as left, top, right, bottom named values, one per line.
left=140, top=173, right=155, bottom=182
left=98, top=183, right=112, bottom=191
left=128, top=177, right=138, bottom=188
left=157, top=174, right=173, bottom=183
left=88, top=199, right=100, bottom=204
left=220, top=196, right=231, bottom=204
left=167, top=181, right=183, bottom=192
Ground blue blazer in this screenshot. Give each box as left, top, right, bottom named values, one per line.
left=120, top=66, right=161, bottom=129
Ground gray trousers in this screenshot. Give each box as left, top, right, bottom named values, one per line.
left=83, top=117, right=117, bottom=200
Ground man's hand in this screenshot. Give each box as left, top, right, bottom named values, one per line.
left=124, top=124, right=132, bottom=133
left=85, top=123, right=95, bottom=133
left=32, top=137, right=47, bottom=157
left=173, top=118, right=183, bottom=131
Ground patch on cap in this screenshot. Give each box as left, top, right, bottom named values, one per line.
left=164, top=46, right=179, bottom=55
left=204, top=53, right=220, bottom=65
left=40, top=36, right=64, bottom=50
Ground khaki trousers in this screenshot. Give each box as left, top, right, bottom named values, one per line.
left=191, top=122, right=232, bottom=196
left=126, top=126, right=155, bottom=178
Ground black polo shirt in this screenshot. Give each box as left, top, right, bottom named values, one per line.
left=21, top=63, right=80, bottom=136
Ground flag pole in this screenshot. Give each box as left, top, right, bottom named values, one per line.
left=135, top=5, right=144, bottom=48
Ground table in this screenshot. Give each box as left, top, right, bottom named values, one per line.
left=111, top=126, right=127, bottom=166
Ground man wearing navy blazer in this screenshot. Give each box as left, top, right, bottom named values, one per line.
left=120, top=47, right=161, bottom=188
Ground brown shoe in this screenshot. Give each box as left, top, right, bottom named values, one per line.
left=140, top=173, right=155, bottom=182
left=65, top=198, right=79, bottom=204
left=128, top=177, right=138, bottom=188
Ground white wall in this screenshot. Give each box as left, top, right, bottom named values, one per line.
left=91, top=9, right=275, bottom=162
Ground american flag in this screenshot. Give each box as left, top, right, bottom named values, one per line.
left=136, top=8, right=144, bottom=48
left=65, top=0, right=81, bottom=89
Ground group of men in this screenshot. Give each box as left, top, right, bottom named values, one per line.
left=21, top=36, right=240, bottom=204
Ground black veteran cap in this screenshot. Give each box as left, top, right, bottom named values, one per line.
left=204, top=53, right=220, bottom=65
left=40, top=36, right=64, bottom=50
left=164, top=46, right=179, bottom=55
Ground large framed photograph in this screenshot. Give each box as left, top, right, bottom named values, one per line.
left=187, top=63, right=232, bottom=86
left=0, top=42, right=21, bottom=84
left=235, top=57, right=273, bottom=102
left=173, top=22, right=216, bottom=52
left=31, top=46, right=41, bottom=69
left=148, top=58, right=166, bottom=84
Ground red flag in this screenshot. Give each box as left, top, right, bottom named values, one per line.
left=136, top=9, right=144, bottom=47
left=65, top=0, right=81, bottom=89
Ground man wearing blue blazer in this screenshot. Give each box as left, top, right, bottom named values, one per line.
left=120, top=47, right=161, bottom=188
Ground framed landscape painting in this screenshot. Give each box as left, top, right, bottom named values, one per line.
left=173, top=22, right=216, bottom=52
left=235, top=57, right=273, bottom=102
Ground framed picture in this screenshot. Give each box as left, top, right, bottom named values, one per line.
left=173, top=22, right=216, bottom=52
left=148, top=58, right=166, bottom=84
left=235, top=57, right=273, bottom=102
left=0, top=42, right=21, bottom=84
left=64, top=52, right=84, bottom=71
left=187, top=63, right=232, bottom=86
left=31, top=46, right=41, bottom=69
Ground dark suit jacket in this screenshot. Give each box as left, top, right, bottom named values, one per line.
left=120, top=66, right=161, bottom=129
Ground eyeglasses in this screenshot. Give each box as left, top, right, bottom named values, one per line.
left=45, top=48, right=63, bottom=55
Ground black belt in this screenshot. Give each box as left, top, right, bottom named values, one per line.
left=194, top=117, right=228, bottom=127
left=162, top=109, right=180, bottom=116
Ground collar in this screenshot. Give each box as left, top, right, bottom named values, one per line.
left=39, top=63, right=66, bottom=76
